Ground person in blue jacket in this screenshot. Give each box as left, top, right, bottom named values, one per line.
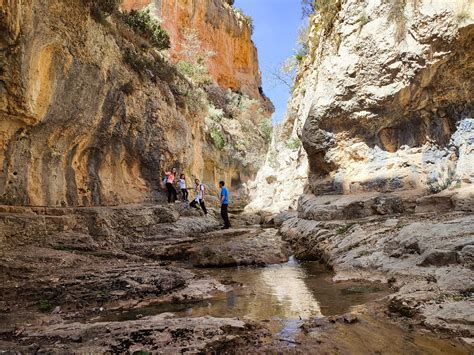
left=219, top=181, right=231, bottom=229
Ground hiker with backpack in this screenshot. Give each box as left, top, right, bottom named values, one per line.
left=163, top=168, right=178, bottom=203
left=190, top=178, right=207, bottom=215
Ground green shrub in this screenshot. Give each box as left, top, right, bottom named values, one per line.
left=97, top=0, right=120, bottom=15
left=176, top=28, right=215, bottom=85
left=286, top=136, right=301, bottom=150
left=426, top=173, right=459, bottom=194
left=259, top=118, right=273, bottom=143
left=210, top=128, right=225, bottom=150
left=301, top=0, right=340, bottom=62
left=176, top=60, right=213, bottom=86
left=121, top=81, right=134, bottom=95
left=120, top=10, right=170, bottom=50
left=123, top=48, right=151, bottom=76
left=36, top=299, right=54, bottom=313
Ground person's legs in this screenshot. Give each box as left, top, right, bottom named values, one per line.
left=171, top=185, right=178, bottom=202
left=183, top=189, right=189, bottom=201
left=166, top=183, right=172, bottom=203
left=199, top=199, right=208, bottom=215
left=181, top=189, right=186, bottom=201
left=221, top=204, right=231, bottom=227
left=220, top=204, right=225, bottom=225
left=190, top=199, right=199, bottom=209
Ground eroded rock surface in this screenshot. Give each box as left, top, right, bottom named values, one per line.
left=280, top=189, right=474, bottom=337
left=0, top=0, right=271, bottom=207
left=0, top=314, right=269, bottom=354
left=188, top=228, right=289, bottom=267
left=0, top=203, right=289, bottom=352
left=249, top=0, right=473, bottom=212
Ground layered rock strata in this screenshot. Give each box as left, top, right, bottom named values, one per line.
left=0, top=0, right=271, bottom=207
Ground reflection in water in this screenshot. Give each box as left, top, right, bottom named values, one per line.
left=259, top=262, right=322, bottom=319
left=99, top=258, right=387, bottom=323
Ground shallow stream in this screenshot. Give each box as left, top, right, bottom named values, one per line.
left=101, top=256, right=388, bottom=323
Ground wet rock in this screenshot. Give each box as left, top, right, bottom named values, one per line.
left=423, top=301, right=474, bottom=336
left=280, top=206, right=474, bottom=335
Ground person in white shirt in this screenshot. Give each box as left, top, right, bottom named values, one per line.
left=189, top=178, right=207, bottom=215
left=179, top=174, right=188, bottom=201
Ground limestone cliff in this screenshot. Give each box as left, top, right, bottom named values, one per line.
left=122, top=0, right=265, bottom=102
left=0, top=0, right=271, bottom=207
left=249, top=0, right=473, bottom=212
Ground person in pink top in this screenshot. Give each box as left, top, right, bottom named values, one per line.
left=164, top=168, right=178, bottom=203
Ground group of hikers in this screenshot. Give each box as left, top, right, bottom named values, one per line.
left=163, top=168, right=231, bottom=229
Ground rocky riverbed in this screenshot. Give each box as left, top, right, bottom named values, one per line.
left=0, top=195, right=473, bottom=353
left=279, top=186, right=474, bottom=344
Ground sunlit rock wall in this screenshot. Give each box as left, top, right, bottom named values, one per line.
left=0, top=0, right=271, bottom=207
left=122, top=0, right=266, bottom=102
left=249, top=0, right=473, bottom=212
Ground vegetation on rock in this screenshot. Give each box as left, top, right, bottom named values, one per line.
left=232, top=8, right=254, bottom=34
left=210, top=128, right=226, bottom=150
left=119, top=9, right=170, bottom=50
left=285, top=137, right=302, bottom=151
left=176, top=28, right=215, bottom=85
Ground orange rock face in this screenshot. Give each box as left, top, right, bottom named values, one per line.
left=122, top=0, right=263, bottom=101
left=121, top=0, right=152, bottom=11
left=0, top=0, right=272, bottom=207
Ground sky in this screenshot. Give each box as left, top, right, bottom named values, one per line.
left=235, top=0, right=303, bottom=124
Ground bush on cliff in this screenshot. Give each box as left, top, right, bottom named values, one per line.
left=232, top=8, right=254, bottom=34
left=259, top=118, right=273, bottom=144
left=120, top=10, right=170, bottom=50
left=286, top=137, right=302, bottom=151
left=210, top=128, right=226, bottom=150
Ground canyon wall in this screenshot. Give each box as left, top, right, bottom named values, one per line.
left=122, top=0, right=266, bottom=101
left=0, top=0, right=271, bottom=207
left=249, top=0, right=473, bottom=212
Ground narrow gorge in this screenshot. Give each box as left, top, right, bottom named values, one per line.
left=1, top=0, right=473, bottom=353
